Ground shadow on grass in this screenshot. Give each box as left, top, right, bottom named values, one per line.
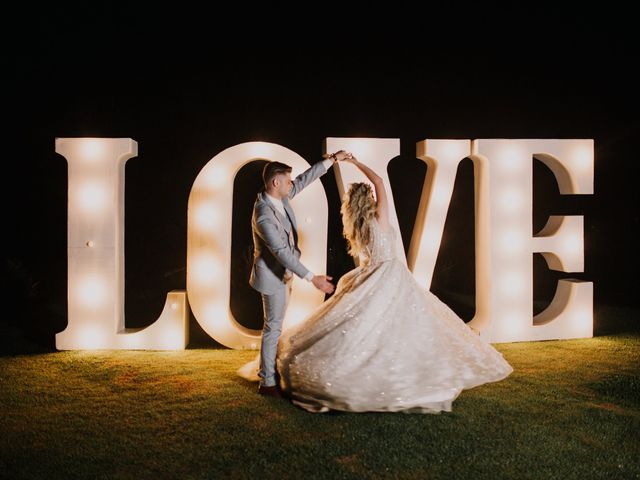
left=593, top=304, right=640, bottom=336
left=0, top=321, right=56, bottom=357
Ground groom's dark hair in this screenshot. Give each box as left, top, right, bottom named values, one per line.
left=263, top=161, right=292, bottom=188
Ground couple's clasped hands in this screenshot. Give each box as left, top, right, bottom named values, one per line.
left=329, top=150, right=358, bottom=164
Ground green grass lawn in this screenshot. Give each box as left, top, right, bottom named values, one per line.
left=1, top=332, right=639, bottom=479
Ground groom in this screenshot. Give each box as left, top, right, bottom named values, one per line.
left=250, top=151, right=348, bottom=397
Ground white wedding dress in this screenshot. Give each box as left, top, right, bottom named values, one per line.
left=239, top=218, right=513, bottom=413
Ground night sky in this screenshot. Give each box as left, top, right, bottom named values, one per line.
left=6, top=7, right=639, bottom=350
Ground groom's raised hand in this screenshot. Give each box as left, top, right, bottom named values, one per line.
left=312, top=275, right=335, bottom=294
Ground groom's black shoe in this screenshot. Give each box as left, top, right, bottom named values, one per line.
left=258, top=384, right=283, bottom=399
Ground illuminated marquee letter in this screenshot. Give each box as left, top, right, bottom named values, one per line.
left=408, top=139, right=495, bottom=339
left=327, top=138, right=405, bottom=264
left=55, top=138, right=189, bottom=350
left=187, top=142, right=329, bottom=349
left=471, top=139, right=594, bottom=342
left=408, top=140, right=474, bottom=288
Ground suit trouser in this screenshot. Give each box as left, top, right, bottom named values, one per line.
left=259, top=279, right=292, bottom=387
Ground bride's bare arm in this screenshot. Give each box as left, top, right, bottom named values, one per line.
left=343, top=155, right=391, bottom=230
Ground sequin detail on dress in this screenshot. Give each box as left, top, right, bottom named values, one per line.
left=275, top=218, right=513, bottom=414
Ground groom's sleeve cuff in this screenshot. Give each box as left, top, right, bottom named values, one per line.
left=304, top=271, right=315, bottom=282
left=322, top=158, right=334, bottom=169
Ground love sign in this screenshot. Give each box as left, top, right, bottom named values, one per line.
left=54, top=137, right=593, bottom=350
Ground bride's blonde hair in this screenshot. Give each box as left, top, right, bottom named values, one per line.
left=341, top=182, right=377, bottom=258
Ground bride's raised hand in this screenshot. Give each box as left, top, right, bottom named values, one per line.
left=343, top=152, right=358, bottom=164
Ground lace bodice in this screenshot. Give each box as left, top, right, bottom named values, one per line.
left=365, top=218, right=398, bottom=265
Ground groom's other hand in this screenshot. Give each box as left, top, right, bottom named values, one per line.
left=312, top=275, right=335, bottom=294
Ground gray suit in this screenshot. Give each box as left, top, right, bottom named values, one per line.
left=250, top=160, right=330, bottom=387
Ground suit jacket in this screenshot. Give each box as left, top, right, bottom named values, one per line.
left=250, top=161, right=329, bottom=294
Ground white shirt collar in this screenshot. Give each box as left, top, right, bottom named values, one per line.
left=265, top=192, right=285, bottom=214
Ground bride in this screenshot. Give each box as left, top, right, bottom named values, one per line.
left=240, top=153, right=513, bottom=413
